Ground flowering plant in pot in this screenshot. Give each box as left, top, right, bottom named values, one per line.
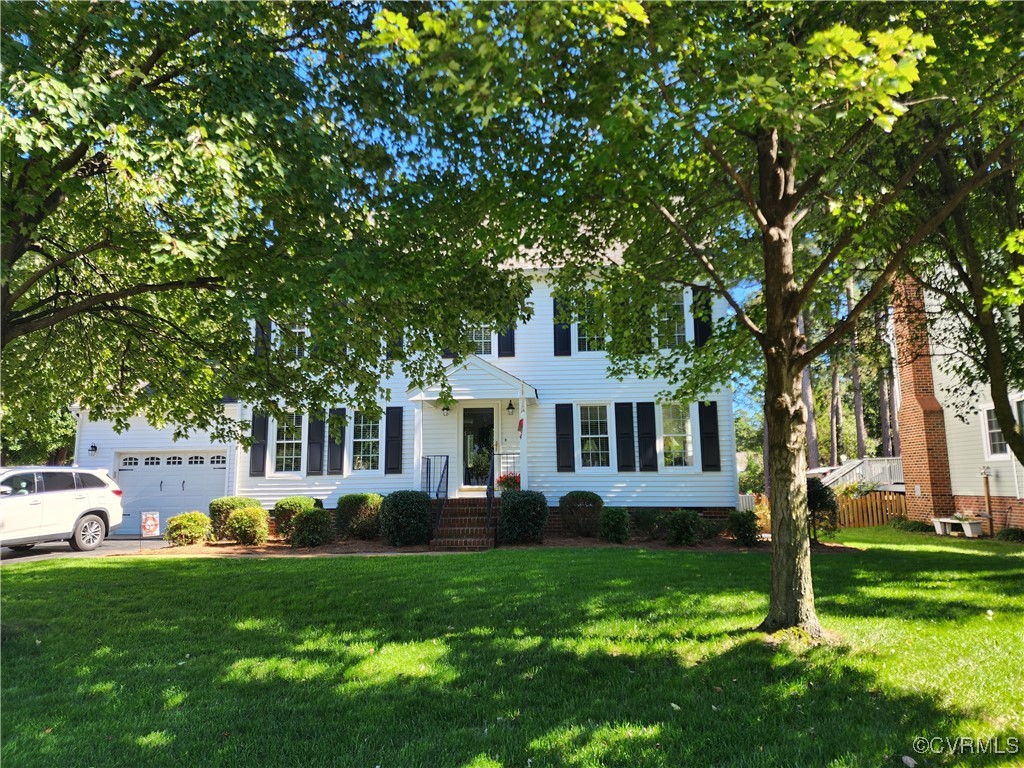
left=496, top=472, right=521, bottom=492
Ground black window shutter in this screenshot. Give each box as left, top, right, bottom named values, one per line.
left=384, top=406, right=403, bottom=474
left=553, top=299, right=572, bottom=357
left=692, top=286, right=713, bottom=347
left=327, top=407, right=346, bottom=475
left=498, top=327, right=516, bottom=357
left=386, top=334, right=404, bottom=360
left=249, top=412, right=268, bottom=477
left=636, top=402, right=658, bottom=472
left=307, top=412, right=325, bottom=475
left=699, top=401, right=722, bottom=471
left=254, top=318, right=270, bottom=357
left=614, top=402, right=636, bottom=472
left=555, top=403, right=575, bottom=472
left=441, top=348, right=455, bottom=359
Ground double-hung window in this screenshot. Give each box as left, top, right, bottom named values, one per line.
left=275, top=413, right=303, bottom=472
left=660, top=291, right=687, bottom=349
left=580, top=405, right=611, bottom=467
left=984, top=408, right=1008, bottom=456
left=661, top=403, right=694, bottom=467
left=577, top=298, right=606, bottom=352
left=352, top=412, right=381, bottom=471
left=469, top=327, right=492, bottom=355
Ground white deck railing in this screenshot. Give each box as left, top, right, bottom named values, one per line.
left=809, top=457, right=904, bottom=489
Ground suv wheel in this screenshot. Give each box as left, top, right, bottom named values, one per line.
left=69, top=514, right=105, bottom=551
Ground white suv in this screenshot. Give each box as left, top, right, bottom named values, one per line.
left=0, top=467, right=124, bottom=552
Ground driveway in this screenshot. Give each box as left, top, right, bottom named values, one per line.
left=1, top=537, right=168, bottom=565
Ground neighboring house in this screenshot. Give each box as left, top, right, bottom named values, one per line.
left=893, top=280, right=1024, bottom=532
left=73, top=271, right=739, bottom=535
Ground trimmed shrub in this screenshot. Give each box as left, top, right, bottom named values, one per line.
left=995, top=526, right=1024, bottom=543
left=560, top=490, right=603, bottom=537
left=223, top=506, right=270, bottom=546
left=164, top=512, right=212, bottom=546
left=273, top=496, right=317, bottom=541
left=702, top=518, right=727, bottom=539
left=890, top=516, right=935, bottom=534
left=498, top=490, right=549, bottom=544
left=380, top=491, right=432, bottom=546
left=336, top=493, right=384, bottom=540
left=728, top=509, right=760, bottom=547
left=807, top=477, right=839, bottom=541
left=600, top=506, right=630, bottom=544
left=630, top=508, right=668, bottom=540
left=291, top=506, right=335, bottom=548
left=666, top=509, right=705, bottom=546
left=209, top=496, right=262, bottom=538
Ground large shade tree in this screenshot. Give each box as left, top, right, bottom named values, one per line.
left=1, top=1, right=531, bottom=443
left=374, top=1, right=1023, bottom=634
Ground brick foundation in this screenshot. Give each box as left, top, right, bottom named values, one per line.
left=953, top=496, right=1024, bottom=533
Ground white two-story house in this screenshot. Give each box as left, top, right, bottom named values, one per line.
left=74, top=271, right=739, bottom=535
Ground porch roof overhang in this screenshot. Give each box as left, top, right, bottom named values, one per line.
left=407, top=355, right=539, bottom=403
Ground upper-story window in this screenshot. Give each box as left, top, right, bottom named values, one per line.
left=577, top=299, right=605, bottom=352
left=660, top=292, right=687, bottom=349
left=662, top=403, right=693, bottom=467
left=275, top=413, right=303, bottom=472
left=284, top=325, right=308, bottom=359
left=469, top=327, right=492, bottom=355
left=352, top=412, right=381, bottom=471
left=579, top=405, right=611, bottom=467
left=985, top=408, right=1008, bottom=456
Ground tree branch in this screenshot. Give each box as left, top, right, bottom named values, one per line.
left=3, top=239, right=111, bottom=310
left=651, top=200, right=766, bottom=345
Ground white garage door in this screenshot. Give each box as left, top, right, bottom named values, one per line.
left=114, top=452, right=228, bottom=535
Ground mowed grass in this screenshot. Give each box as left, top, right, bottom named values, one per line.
left=2, top=529, right=1022, bottom=768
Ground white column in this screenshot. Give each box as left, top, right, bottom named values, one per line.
left=413, top=401, right=423, bottom=492
left=521, top=402, right=530, bottom=491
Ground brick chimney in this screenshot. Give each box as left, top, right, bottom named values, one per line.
left=892, top=278, right=955, bottom=520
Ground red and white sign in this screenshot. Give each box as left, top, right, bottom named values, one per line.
left=141, top=513, right=160, bottom=537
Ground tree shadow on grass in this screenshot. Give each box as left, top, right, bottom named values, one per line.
left=1, top=548, right=1021, bottom=767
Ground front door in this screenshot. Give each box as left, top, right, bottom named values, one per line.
left=463, top=408, right=495, bottom=486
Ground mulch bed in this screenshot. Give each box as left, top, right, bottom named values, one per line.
left=115, top=535, right=859, bottom=558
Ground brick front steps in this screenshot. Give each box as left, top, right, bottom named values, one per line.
left=430, top=498, right=498, bottom=552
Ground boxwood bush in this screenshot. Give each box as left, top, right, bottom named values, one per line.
left=666, top=509, right=705, bottom=546
left=223, top=506, right=270, bottom=546
left=290, top=506, right=335, bottom=548
left=164, top=511, right=212, bottom=546
left=209, top=496, right=262, bottom=539
left=273, top=496, right=317, bottom=541
left=498, top=490, right=549, bottom=544
left=559, top=490, right=603, bottom=537
left=629, top=508, right=667, bottom=540
left=380, top=491, right=433, bottom=546
left=728, top=509, right=760, bottom=547
left=336, top=493, right=384, bottom=540
left=600, top=507, right=630, bottom=544
left=807, top=477, right=839, bottom=541
left=890, top=516, right=935, bottom=534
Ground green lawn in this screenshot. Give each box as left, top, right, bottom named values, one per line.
left=2, top=529, right=1022, bottom=768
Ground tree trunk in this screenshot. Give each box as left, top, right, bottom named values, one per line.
left=755, top=127, right=822, bottom=637
left=760, top=348, right=822, bottom=636
left=829, top=359, right=843, bottom=465
left=879, top=371, right=892, bottom=457
left=799, top=313, right=820, bottom=469
left=846, top=281, right=867, bottom=459
left=762, top=424, right=771, bottom=496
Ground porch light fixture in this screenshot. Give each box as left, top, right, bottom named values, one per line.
left=441, top=405, right=450, bottom=417
left=88, top=444, right=98, bottom=456
left=506, top=400, right=515, bottom=416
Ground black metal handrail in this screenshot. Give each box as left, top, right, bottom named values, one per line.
left=422, top=455, right=449, bottom=531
